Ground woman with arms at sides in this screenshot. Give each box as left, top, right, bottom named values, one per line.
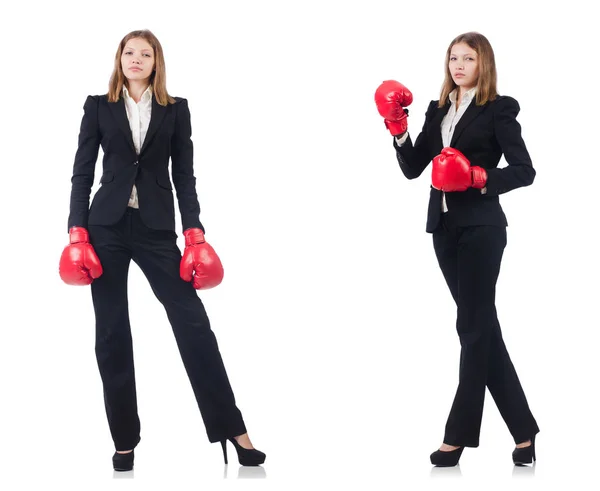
left=59, top=29, right=265, bottom=471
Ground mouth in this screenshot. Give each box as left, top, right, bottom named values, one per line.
left=454, top=74, right=465, bottom=78
left=130, top=67, right=142, bottom=71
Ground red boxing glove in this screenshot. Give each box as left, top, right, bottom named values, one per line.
left=432, top=147, right=487, bottom=192
left=59, top=227, right=103, bottom=285
left=375, top=80, right=413, bottom=136
left=180, top=228, right=224, bottom=290
left=471, top=166, right=487, bottom=189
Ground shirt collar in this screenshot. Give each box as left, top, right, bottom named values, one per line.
left=449, top=86, right=477, bottom=105
left=122, top=84, right=153, bottom=103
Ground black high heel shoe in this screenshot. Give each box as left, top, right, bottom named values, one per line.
left=512, top=435, right=536, bottom=465
left=220, top=438, right=266, bottom=466
left=430, top=446, right=464, bottom=467
left=112, top=450, right=134, bottom=471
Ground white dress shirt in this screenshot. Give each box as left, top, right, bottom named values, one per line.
left=122, top=84, right=153, bottom=208
left=395, top=86, right=478, bottom=212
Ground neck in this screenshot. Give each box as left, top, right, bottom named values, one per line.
left=125, top=80, right=150, bottom=102
left=458, top=85, right=474, bottom=99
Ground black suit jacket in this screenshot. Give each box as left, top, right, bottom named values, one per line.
left=394, top=95, right=535, bottom=233
left=67, top=93, right=204, bottom=233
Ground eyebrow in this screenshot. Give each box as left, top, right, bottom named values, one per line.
left=124, top=47, right=152, bottom=52
left=450, top=53, right=476, bottom=56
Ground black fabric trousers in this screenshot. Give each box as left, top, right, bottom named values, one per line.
left=88, top=208, right=246, bottom=451
left=432, top=212, right=539, bottom=447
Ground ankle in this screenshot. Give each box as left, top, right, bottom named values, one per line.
left=515, top=440, right=531, bottom=449
left=439, top=443, right=461, bottom=452
left=233, top=434, right=254, bottom=449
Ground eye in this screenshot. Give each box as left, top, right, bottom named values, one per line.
left=144, top=53, right=151, bottom=57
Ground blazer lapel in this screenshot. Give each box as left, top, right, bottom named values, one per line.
left=107, top=93, right=168, bottom=156
left=449, top=99, right=488, bottom=148
left=430, top=102, right=450, bottom=154
left=140, top=95, right=167, bottom=155
left=108, top=97, right=136, bottom=154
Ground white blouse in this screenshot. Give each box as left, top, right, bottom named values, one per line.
left=122, top=84, right=153, bottom=208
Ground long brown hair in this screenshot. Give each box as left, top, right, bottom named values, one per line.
left=438, top=32, right=498, bottom=107
left=107, top=29, right=176, bottom=106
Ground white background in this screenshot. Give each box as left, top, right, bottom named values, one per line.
left=0, top=0, right=598, bottom=489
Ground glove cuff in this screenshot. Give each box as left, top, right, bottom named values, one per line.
left=183, top=228, right=206, bottom=246
left=69, top=226, right=90, bottom=244
left=384, top=117, right=408, bottom=137
left=471, top=166, right=488, bottom=189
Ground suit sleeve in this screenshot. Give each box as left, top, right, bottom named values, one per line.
left=485, top=96, right=536, bottom=196
left=67, top=95, right=100, bottom=232
left=171, top=98, right=204, bottom=233
left=393, top=100, right=437, bottom=179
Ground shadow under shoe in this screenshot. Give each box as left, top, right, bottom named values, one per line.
left=512, top=434, right=536, bottom=466
left=221, top=438, right=266, bottom=466
left=430, top=446, right=464, bottom=467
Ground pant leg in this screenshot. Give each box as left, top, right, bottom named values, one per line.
left=486, top=319, right=540, bottom=443
left=88, top=217, right=141, bottom=451
left=433, top=218, right=505, bottom=446
left=432, top=217, right=460, bottom=305
left=434, top=219, right=539, bottom=446
left=128, top=210, right=246, bottom=443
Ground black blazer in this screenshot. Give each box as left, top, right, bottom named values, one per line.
left=67, top=94, right=204, bottom=233
left=393, top=95, right=535, bottom=233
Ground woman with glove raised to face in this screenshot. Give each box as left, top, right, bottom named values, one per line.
left=374, top=32, right=539, bottom=467
left=59, top=29, right=265, bottom=471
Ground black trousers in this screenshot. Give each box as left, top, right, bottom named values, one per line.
left=432, top=213, right=539, bottom=447
left=88, top=208, right=246, bottom=451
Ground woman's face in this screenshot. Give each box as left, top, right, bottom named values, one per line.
left=449, top=42, right=479, bottom=91
left=121, top=37, right=155, bottom=83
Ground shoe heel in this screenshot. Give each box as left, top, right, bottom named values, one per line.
left=221, top=440, right=228, bottom=465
